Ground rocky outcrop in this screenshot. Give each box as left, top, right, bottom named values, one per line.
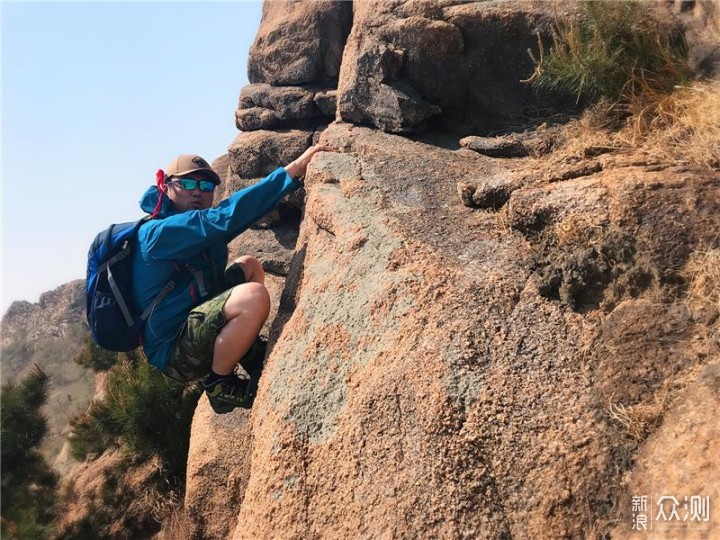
left=248, top=0, right=352, bottom=86
left=225, top=1, right=352, bottom=294
left=236, top=0, right=352, bottom=156
left=215, top=122, right=718, bottom=539
left=182, top=2, right=720, bottom=538
left=337, top=1, right=574, bottom=135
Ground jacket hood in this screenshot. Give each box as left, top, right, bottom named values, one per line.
left=139, top=186, right=176, bottom=218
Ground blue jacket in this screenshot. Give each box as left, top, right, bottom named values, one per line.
left=133, top=167, right=301, bottom=371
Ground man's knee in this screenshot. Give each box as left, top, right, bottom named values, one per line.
left=231, top=256, right=264, bottom=284
left=222, top=282, right=270, bottom=321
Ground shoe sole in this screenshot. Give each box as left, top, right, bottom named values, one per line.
left=207, top=393, right=255, bottom=414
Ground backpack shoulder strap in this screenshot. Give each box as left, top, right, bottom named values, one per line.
left=140, top=279, right=178, bottom=321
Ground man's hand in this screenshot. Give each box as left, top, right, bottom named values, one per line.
left=284, top=144, right=336, bottom=182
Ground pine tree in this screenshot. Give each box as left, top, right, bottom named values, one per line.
left=73, top=334, right=119, bottom=372
left=1, top=365, right=58, bottom=539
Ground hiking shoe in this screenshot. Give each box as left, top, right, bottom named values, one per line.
left=202, top=374, right=254, bottom=414
left=239, top=337, right=267, bottom=373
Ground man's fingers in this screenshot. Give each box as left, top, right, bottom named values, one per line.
left=302, top=145, right=338, bottom=165
left=316, top=145, right=338, bottom=153
left=309, top=144, right=338, bottom=155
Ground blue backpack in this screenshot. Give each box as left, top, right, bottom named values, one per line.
left=86, top=218, right=178, bottom=352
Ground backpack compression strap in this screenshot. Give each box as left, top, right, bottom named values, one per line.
left=101, top=215, right=183, bottom=327
left=103, top=249, right=135, bottom=327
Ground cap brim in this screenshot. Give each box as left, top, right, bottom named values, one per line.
left=173, top=168, right=221, bottom=185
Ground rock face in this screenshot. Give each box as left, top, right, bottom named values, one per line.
left=241, top=0, right=351, bottom=133
left=248, top=0, right=352, bottom=86
left=182, top=2, right=720, bottom=538
left=337, top=1, right=572, bottom=135
left=613, top=360, right=720, bottom=539
left=219, top=123, right=719, bottom=539
left=184, top=400, right=254, bottom=540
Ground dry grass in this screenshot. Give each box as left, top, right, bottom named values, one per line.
left=682, top=247, right=720, bottom=346
left=683, top=248, right=720, bottom=310
left=546, top=80, right=720, bottom=170
left=607, top=397, right=667, bottom=443
left=620, top=80, right=720, bottom=169
left=155, top=504, right=195, bottom=540
left=546, top=101, right=624, bottom=164
left=553, top=212, right=606, bottom=246
left=607, top=360, right=708, bottom=444
left=494, top=204, right=514, bottom=234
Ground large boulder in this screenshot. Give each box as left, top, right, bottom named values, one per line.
left=184, top=401, right=254, bottom=540
left=187, top=1, right=720, bottom=536
left=337, top=0, right=571, bottom=135
left=248, top=0, right=353, bottom=86
left=220, top=122, right=719, bottom=538
left=227, top=129, right=314, bottom=181
left=225, top=129, right=314, bottom=215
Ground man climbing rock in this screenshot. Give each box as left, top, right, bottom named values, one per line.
left=133, top=145, right=331, bottom=413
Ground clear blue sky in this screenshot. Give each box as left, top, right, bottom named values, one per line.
left=1, top=1, right=264, bottom=316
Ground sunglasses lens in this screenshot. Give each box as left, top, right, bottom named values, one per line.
left=178, top=179, right=197, bottom=190
left=176, top=178, right=215, bottom=192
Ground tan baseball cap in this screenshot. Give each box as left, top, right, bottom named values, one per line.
left=165, top=154, right=221, bottom=184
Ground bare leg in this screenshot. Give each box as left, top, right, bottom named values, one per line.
left=211, top=281, right=270, bottom=376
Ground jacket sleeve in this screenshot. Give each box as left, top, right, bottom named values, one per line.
left=139, top=167, right=300, bottom=261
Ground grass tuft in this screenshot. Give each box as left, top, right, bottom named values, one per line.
left=525, top=1, right=692, bottom=105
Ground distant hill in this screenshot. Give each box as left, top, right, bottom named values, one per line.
left=1, top=280, right=94, bottom=462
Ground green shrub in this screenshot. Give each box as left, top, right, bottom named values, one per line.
left=525, top=1, right=692, bottom=104
left=68, top=357, right=200, bottom=477
left=73, top=335, right=119, bottom=372
left=68, top=402, right=120, bottom=461
left=1, top=366, right=57, bottom=539
left=65, top=358, right=199, bottom=537
left=105, top=359, right=200, bottom=475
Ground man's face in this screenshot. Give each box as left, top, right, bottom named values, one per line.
left=166, top=175, right=216, bottom=212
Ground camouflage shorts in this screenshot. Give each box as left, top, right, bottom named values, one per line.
left=163, top=289, right=233, bottom=382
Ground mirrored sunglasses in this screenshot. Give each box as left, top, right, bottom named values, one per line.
left=171, top=178, right=216, bottom=192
